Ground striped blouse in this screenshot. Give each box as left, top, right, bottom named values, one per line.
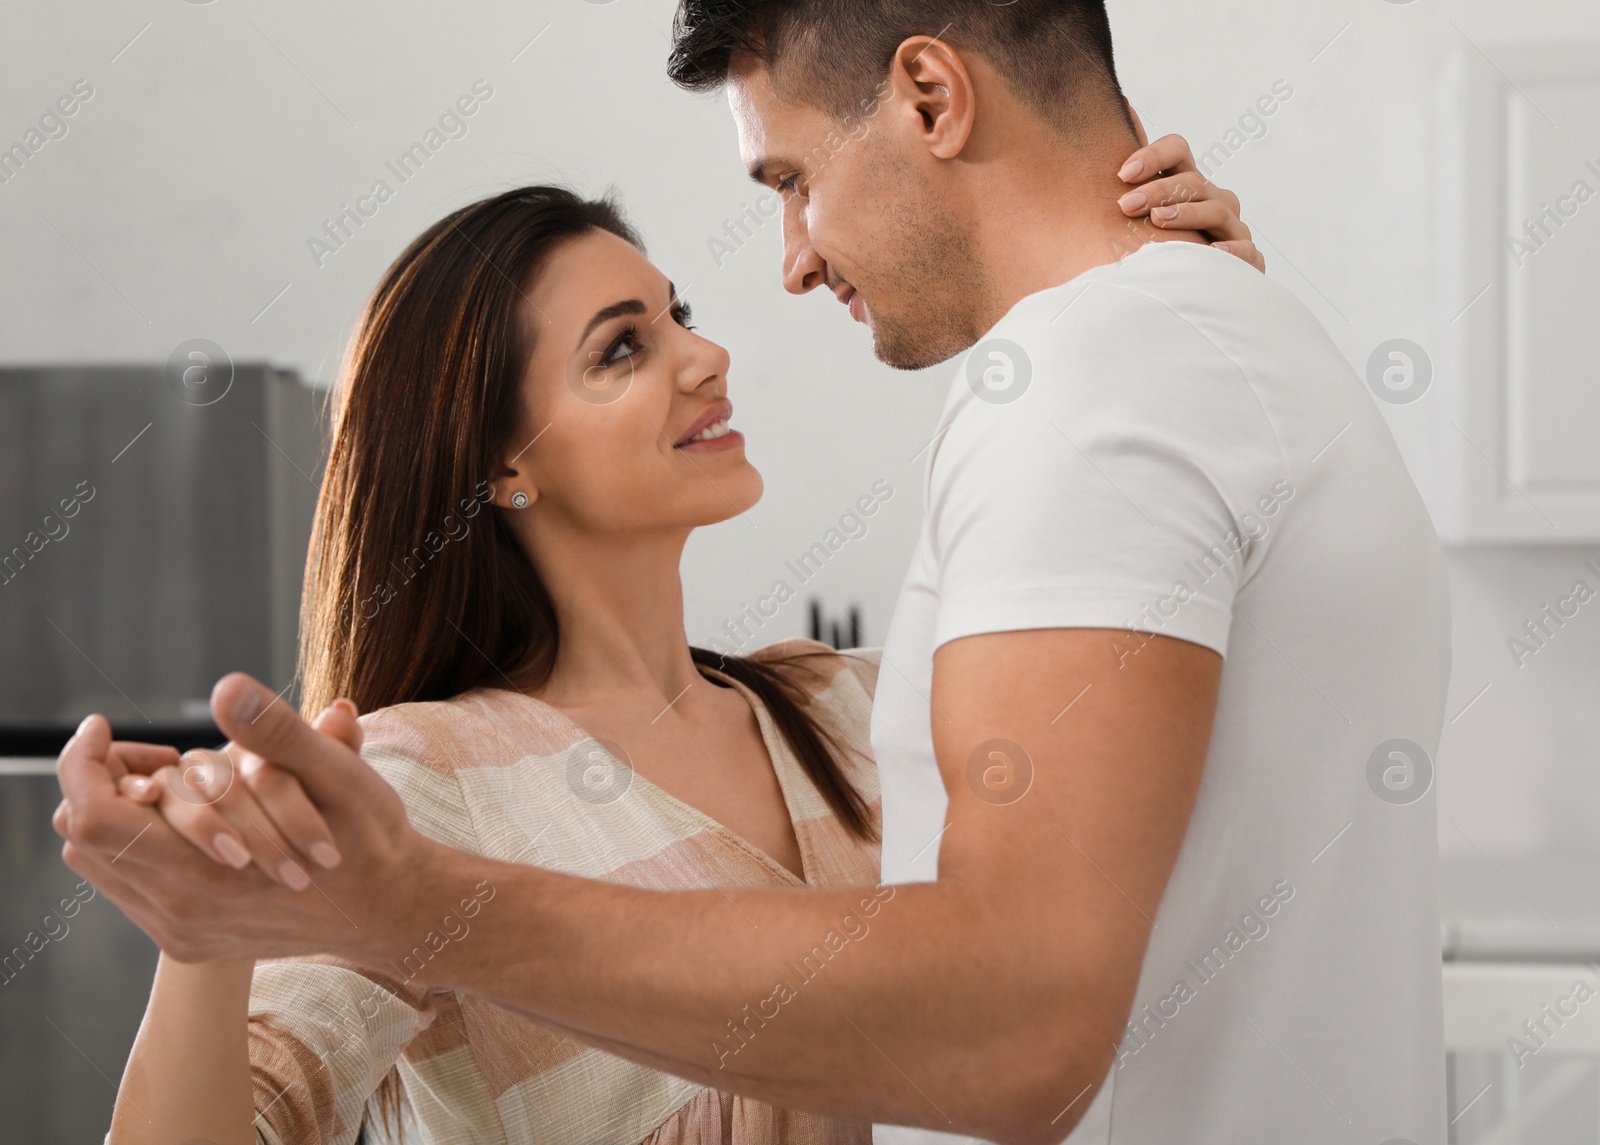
left=247, top=641, right=882, bottom=1145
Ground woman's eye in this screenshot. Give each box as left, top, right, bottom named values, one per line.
left=673, top=304, right=695, bottom=331
left=600, top=328, right=640, bottom=367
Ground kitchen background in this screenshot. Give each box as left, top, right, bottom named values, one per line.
left=1, top=0, right=1597, bottom=1140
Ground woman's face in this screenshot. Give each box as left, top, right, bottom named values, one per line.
left=503, top=229, right=762, bottom=535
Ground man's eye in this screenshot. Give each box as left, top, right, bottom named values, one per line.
left=777, top=175, right=800, bottom=194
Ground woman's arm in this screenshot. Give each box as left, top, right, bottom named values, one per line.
left=111, top=956, right=256, bottom=1145
left=96, top=705, right=442, bottom=1145
left=104, top=727, right=347, bottom=1141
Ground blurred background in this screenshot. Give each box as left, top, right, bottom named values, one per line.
left=1, top=0, right=1597, bottom=1140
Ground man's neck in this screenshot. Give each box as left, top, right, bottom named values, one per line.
left=964, top=131, right=1188, bottom=327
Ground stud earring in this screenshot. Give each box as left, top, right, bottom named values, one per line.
left=511, top=492, right=530, bottom=509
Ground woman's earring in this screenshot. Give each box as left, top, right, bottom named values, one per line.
left=511, top=492, right=530, bottom=509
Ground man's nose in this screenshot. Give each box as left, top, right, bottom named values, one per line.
left=781, top=199, right=827, bottom=296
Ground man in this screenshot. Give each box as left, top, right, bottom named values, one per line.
left=57, top=2, right=1451, bottom=1141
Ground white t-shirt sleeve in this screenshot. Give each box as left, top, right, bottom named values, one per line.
left=928, top=280, right=1290, bottom=659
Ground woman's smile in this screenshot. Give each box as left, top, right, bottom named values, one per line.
left=674, top=399, right=745, bottom=453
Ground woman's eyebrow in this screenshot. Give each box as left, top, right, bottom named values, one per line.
left=578, top=299, right=648, bottom=345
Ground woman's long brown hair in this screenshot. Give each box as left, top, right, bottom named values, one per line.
left=298, top=187, right=875, bottom=1139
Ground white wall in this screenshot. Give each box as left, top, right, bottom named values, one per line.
left=2, top=0, right=1595, bottom=858
left=1115, top=0, right=1600, bottom=860
left=0, top=0, right=942, bottom=677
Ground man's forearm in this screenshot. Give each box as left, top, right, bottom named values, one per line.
left=59, top=651, right=1198, bottom=1143
left=382, top=841, right=1106, bottom=1141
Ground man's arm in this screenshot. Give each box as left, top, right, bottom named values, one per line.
left=60, top=633, right=1218, bottom=1144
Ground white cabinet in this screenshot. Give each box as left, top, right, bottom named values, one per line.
left=1441, top=854, right=1600, bottom=1140
left=1434, top=44, right=1600, bottom=542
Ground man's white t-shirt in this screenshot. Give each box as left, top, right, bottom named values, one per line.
left=870, top=241, right=1451, bottom=1144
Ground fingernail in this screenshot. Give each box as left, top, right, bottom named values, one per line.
left=1213, top=241, right=1231, bottom=253
left=1153, top=205, right=1180, bottom=222
left=333, top=699, right=358, bottom=717
left=278, top=860, right=311, bottom=891
left=1118, top=157, right=1145, bottom=181
left=309, top=841, right=342, bottom=870
left=127, top=776, right=152, bottom=797
left=76, top=714, right=96, bottom=737
left=1117, top=190, right=1148, bottom=213
left=228, top=682, right=262, bottom=724
left=213, top=833, right=252, bottom=869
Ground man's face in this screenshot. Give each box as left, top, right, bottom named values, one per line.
left=728, top=60, right=992, bottom=371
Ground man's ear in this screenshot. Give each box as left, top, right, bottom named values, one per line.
left=1126, top=102, right=1151, bottom=149
left=887, top=35, right=976, bottom=160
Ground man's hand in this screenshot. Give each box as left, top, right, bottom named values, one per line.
left=54, top=673, right=435, bottom=964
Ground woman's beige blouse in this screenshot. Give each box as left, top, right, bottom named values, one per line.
left=247, top=641, right=882, bottom=1145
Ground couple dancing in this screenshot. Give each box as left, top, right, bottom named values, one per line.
left=57, top=1, right=1452, bottom=1143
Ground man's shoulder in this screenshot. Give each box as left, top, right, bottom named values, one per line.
left=1002, top=241, right=1321, bottom=370
left=939, top=241, right=1352, bottom=472
left=942, top=249, right=1292, bottom=459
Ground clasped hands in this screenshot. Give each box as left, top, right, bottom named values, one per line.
left=52, top=673, right=429, bottom=965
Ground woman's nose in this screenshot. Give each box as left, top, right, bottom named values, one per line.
left=680, top=331, right=732, bottom=392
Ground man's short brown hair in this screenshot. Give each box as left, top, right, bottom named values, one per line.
left=668, top=0, right=1129, bottom=137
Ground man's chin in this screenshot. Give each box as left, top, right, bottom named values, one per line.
left=870, top=321, right=975, bottom=373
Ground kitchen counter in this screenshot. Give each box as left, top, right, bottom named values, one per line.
left=1442, top=852, right=1600, bottom=962
left=0, top=757, right=58, bottom=776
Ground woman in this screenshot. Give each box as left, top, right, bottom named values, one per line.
left=105, top=137, right=1258, bottom=1144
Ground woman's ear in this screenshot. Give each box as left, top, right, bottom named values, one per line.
left=1126, top=102, right=1151, bottom=148
left=489, top=440, right=541, bottom=510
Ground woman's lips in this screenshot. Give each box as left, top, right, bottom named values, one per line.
left=674, top=400, right=743, bottom=452
left=678, top=427, right=745, bottom=453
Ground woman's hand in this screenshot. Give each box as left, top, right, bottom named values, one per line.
left=1117, top=131, right=1265, bottom=273
left=115, top=702, right=358, bottom=887
left=57, top=678, right=429, bottom=966
left=99, top=740, right=182, bottom=785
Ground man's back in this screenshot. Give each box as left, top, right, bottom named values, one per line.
left=873, top=240, right=1451, bottom=1143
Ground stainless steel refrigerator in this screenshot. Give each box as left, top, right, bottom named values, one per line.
left=0, top=362, right=322, bottom=1142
